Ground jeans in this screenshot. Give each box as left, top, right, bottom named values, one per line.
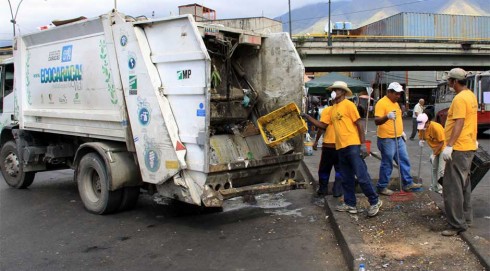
left=377, top=137, right=414, bottom=189
left=318, top=147, right=343, bottom=197
left=337, top=145, right=378, bottom=207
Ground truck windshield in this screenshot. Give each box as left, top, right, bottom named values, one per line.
left=481, top=76, right=490, bottom=105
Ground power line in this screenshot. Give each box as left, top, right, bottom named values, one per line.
left=280, top=0, right=431, bottom=25
left=251, top=0, right=431, bottom=32
left=380, top=73, right=440, bottom=84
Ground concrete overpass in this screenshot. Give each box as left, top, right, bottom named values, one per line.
left=295, top=36, right=490, bottom=72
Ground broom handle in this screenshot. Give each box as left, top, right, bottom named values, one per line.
left=393, top=118, right=403, bottom=191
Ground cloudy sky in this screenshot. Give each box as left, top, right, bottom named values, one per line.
left=0, top=0, right=324, bottom=40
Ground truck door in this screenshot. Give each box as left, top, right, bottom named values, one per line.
left=0, top=61, right=15, bottom=128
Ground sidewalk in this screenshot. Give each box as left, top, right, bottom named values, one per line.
left=302, top=118, right=490, bottom=271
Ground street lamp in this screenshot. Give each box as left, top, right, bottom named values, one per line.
left=7, top=0, right=25, bottom=37
left=328, top=0, right=332, bottom=46
left=288, top=0, right=292, bottom=37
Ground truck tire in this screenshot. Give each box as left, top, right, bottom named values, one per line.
left=0, top=141, right=35, bottom=189
left=118, top=187, right=140, bottom=211
left=77, top=153, right=122, bottom=214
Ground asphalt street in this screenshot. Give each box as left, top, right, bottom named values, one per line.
left=0, top=168, right=347, bottom=271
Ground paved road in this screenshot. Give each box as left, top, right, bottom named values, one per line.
left=0, top=170, right=347, bottom=271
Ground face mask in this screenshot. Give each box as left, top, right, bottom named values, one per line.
left=330, top=91, right=337, bottom=100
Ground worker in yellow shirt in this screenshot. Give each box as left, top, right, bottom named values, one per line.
left=303, top=81, right=381, bottom=217
left=440, top=68, right=478, bottom=237
left=313, top=97, right=343, bottom=198
left=416, top=110, right=445, bottom=193
left=374, top=82, right=422, bottom=195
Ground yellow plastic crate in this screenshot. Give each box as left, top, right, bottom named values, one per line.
left=258, top=102, right=308, bottom=147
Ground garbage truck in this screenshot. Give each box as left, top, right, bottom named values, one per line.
left=0, top=11, right=306, bottom=214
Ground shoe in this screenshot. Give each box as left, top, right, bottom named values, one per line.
left=316, top=190, right=327, bottom=197
left=437, top=177, right=444, bottom=186
left=377, top=188, right=394, bottom=196
left=441, top=228, right=465, bottom=236
left=367, top=200, right=383, bottom=217
left=403, top=182, right=422, bottom=191
left=335, top=203, right=358, bottom=214
left=409, top=137, right=415, bottom=141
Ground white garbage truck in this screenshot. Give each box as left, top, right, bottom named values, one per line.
left=0, top=11, right=306, bottom=214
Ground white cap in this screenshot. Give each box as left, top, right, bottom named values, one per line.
left=388, top=82, right=404, bottom=92
left=417, top=113, right=429, bottom=130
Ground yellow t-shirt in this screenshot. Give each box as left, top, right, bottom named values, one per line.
left=444, top=89, right=478, bottom=151
left=419, top=121, right=446, bottom=155
left=326, top=99, right=361, bottom=150
left=375, top=96, right=403, bottom=138
left=320, top=106, right=335, bottom=144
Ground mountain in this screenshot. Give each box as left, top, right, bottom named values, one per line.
left=275, top=0, right=490, bottom=34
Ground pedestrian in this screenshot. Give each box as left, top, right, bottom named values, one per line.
left=312, top=91, right=343, bottom=198
left=307, top=99, right=319, bottom=135
left=440, top=68, right=478, bottom=237
left=303, top=81, right=382, bottom=217
left=410, top=99, right=425, bottom=140
left=374, top=82, right=422, bottom=196
left=416, top=110, right=445, bottom=193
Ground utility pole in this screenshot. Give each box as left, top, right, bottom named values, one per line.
left=328, top=0, right=332, bottom=46
left=288, top=0, right=292, bottom=37
left=7, top=0, right=24, bottom=37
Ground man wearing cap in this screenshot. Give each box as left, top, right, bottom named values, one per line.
left=417, top=110, right=445, bottom=193
left=440, top=68, right=478, bottom=237
left=374, top=82, right=422, bottom=196
left=302, top=81, right=382, bottom=217
left=410, top=99, right=425, bottom=140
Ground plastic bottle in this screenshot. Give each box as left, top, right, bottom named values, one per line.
left=359, top=263, right=366, bottom=271
left=304, top=134, right=313, bottom=156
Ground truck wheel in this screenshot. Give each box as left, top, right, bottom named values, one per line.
left=0, top=141, right=35, bottom=189
left=77, top=153, right=122, bottom=214
left=118, top=187, right=140, bottom=211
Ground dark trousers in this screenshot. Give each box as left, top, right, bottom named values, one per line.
left=318, top=147, right=343, bottom=197
left=410, top=118, right=418, bottom=139
left=443, top=150, right=475, bottom=230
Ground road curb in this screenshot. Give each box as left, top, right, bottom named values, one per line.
left=428, top=191, right=490, bottom=270
left=325, top=196, right=375, bottom=271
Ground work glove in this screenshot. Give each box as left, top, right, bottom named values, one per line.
left=429, top=154, right=435, bottom=164
left=360, top=144, right=369, bottom=159
left=313, top=141, right=318, bottom=151
left=419, top=140, right=425, bottom=147
left=442, top=146, right=453, bottom=161
left=401, top=132, right=407, bottom=142
left=476, top=141, right=479, bottom=149
left=387, top=111, right=396, bottom=120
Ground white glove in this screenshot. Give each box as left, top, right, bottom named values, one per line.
left=387, top=111, right=396, bottom=120
left=442, top=146, right=453, bottom=161
left=476, top=141, right=479, bottom=149
left=401, top=132, right=407, bottom=142
left=419, top=140, right=425, bottom=147
left=429, top=154, right=435, bottom=164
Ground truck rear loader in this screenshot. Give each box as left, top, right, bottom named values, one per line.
left=0, top=11, right=306, bottom=214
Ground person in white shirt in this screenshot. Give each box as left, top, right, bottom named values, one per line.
left=409, top=99, right=425, bottom=140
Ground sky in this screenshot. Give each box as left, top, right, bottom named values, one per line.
left=0, top=0, right=324, bottom=40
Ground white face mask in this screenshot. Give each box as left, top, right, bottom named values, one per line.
left=330, top=91, right=337, bottom=100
